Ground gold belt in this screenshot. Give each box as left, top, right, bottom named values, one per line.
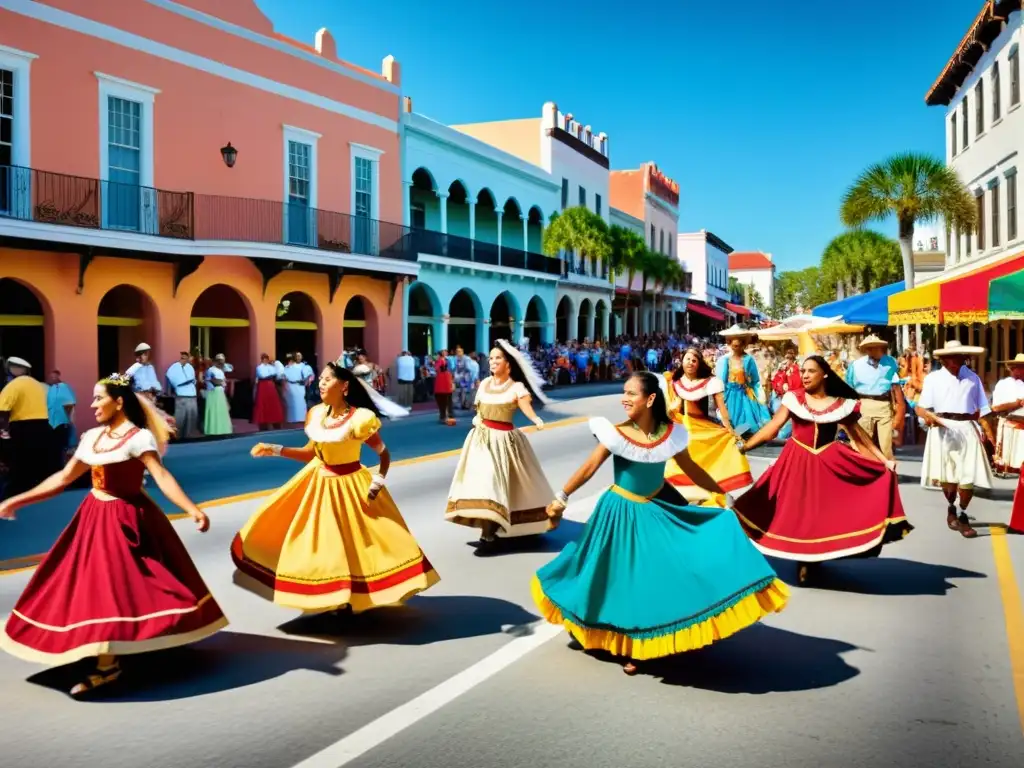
left=610, top=484, right=663, bottom=502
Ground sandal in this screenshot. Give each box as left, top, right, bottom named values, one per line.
left=958, top=513, right=977, bottom=539
left=947, top=505, right=959, bottom=530
left=71, top=661, right=121, bottom=698
left=623, top=662, right=638, bottom=675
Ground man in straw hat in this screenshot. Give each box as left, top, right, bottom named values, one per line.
left=915, top=340, right=996, bottom=539
left=844, top=335, right=906, bottom=460
left=126, top=342, right=161, bottom=400
left=0, top=357, right=60, bottom=499
left=991, top=353, right=1024, bottom=476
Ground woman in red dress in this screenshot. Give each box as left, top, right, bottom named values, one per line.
left=0, top=374, right=226, bottom=697
left=734, top=355, right=911, bottom=586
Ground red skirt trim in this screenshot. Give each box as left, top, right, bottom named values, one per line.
left=230, top=534, right=434, bottom=596
left=252, top=379, right=284, bottom=423
left=667, top=471, right=754, bottom=491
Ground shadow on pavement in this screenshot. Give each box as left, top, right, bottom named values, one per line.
left=24, top=631, right=347, bottom=701
left=773, top=556, right=987, bottom=596
left=278, top=595, right=540, bottom=647
left=647, top=624, right=863, bottom=693
left=463, top=520, right=585, bottom=557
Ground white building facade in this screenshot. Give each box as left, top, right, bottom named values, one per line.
left=401, top=105, right=562, bottom=354
left=935, top=2, right=1022, bottom=275
left=728, top=251, right=776, bottom=309
left=678, top=230, right=733, bottom=308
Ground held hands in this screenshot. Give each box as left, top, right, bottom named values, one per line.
left=545, top=500, right=565, bottom=531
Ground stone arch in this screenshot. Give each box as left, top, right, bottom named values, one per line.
left=405, top=280, right=442, bottom=357
left=342, top=294, right=380, bottom=362
left=0, top=276, right=52, bottom=379
left=488, top=289, right=521, bottom=348
left=556, top=294, right=575, bottom=343
left=578, top=297, right=594, bottom=341
left=96, top=284, right=161, bottom=378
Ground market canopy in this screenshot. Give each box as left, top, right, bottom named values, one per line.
left=812, top=281, right=904, bottom=326
left=989, top=268, right=1024, bottom=321
left=725, top=302, right=751, bottom=317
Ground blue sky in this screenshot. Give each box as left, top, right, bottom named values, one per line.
left=254, top=0, right=974, bottom=273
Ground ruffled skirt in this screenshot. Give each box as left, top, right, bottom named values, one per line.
left=231, top=461, right=439, bottom=612
left=920, top=420, right=993, bottom=490
left=532, top=486, right=788, bottom=661
left=664, top=413, right=752, bottom=502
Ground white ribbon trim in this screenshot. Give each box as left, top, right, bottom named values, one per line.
left=589, top=417, right=689, bottom=463
left=781, top=392, right=859, bottom=423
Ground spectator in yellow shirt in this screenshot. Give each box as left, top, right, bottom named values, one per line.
left=0, top=357, right=59, bottom=499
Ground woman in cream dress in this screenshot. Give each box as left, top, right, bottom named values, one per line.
left=445, top=339, right=554, bottom=555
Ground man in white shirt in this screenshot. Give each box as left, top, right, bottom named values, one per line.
left=991, top=353, right=1024, bottom=475
left=395, top=351, right=415, bottom=407
left=915, top=341, right=996, bottom=539
left=126, top=343, right=161, bottom=399
left=165, top=351, right=199, bottom=438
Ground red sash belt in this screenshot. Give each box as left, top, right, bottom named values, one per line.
left=321, top=461, right=362, bottom=476
left=482, top=419, right=514, bottom=431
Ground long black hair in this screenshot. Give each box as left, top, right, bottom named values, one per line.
left=803, top=355, right=859, bottom=400
left=630, top=371, right=671, bottom=432
left=324, top=361, right=382, bottom=418
left=672, top=346, right=713, bottom=381
left=104, top=379, right=149, bottom=431
left=492, top=343, right=544, bottom=409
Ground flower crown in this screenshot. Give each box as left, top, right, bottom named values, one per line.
left=99, top=372, right=132, bottom=387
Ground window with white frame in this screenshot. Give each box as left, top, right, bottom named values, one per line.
left=950, top=112, right=957, bottom=156
left=991, top=181, right=1000, bottom=248
left=282, top=125, right=320, bottom=247
left=0, top=45, right=37, bottom=218
left=975, top=80, right=984, bottom=135
left=350, top=143, right=383, bottom=255
left=1008, top=171, right=1018, bottom=242
left=992, top=61, right=1001, bottom=121
left=97, top=73, right=157, bottom=232
left=1011, top=46, right=1021, bottom=107
left=962, top=96, right=969, bottom=147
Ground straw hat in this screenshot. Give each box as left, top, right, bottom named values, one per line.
left=933, top=340, right=985, bottom=357
left=1002, top=353, right=1024, bottom=366
left=5, top=356, right=31, bottom=369
left=720, top=324, right=757, bottom=339
left=858, top=335, right=888, bottom=350
left=134, top=342, right=152, bottom=353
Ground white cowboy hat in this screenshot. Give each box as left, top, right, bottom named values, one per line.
left=720, top=324, right=758, bottom=339
left=134, top=342, right=152, bottom=353
left=858, top=335, right=888, bottom=350
left=5, top=356, right=31, bottom=369
left=1001, top=353, right=1024, bottom=365
left=933, top=340, right=985, bottom=357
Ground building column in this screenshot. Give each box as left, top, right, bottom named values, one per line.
left=521, top=214, right=529, bottom=252
left=438, top=314, right=449, bottom=352
left=437, top=191, right=449, bottom=235
left=402, top=180, right=413, bottom=227
left=601, top=306, right=610, bottom=340
left=478, top=319, right=489, bottom=354
left=586, top=310, right=596, bottom=341
left=542, top=320, right=555, bottom=346
left=466, top=199, right=476, bottom=260
left=517, top=318, right=527, bottom=345
left=495, top=209, right=503, bottom=263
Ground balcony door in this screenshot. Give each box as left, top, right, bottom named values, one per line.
left=353, top=156, right=375, bottom=255
left=286, top=140, right=313, bottom=246
left=0, top=66, right=29, bottom=220
left=105, top=96, right=146, bottom=231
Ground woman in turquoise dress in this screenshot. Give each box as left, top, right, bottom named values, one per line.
left=534, top=371, right=789, bottom=675
left=716, top=325, right=772, bottom=437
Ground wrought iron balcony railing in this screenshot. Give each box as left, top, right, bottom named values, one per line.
left=0, top=165, right=415, bottom=262
left=408, top=229, right=562, bottom=276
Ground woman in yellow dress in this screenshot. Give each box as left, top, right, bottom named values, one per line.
left=231, top=362, right=439, bottom=613
left=664, top=347, right=753, bottom=502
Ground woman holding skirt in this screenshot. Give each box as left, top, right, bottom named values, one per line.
left=663, top=347, right=753, bottom=502
left=0, top=373, right=225, bottom=697
left=533, top=371, right=788, bottom=675
left=203, top=362, right=232, bottom=435
left=232, top=362, right=439, bottom=612
left=735, top=355, right=912, bottom=586
left=445, top=339, right=554, bottom=555
left=716, top=325, right=772, bottom=437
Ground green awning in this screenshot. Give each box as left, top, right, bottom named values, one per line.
left=989, top=268, right=1024, bottom=320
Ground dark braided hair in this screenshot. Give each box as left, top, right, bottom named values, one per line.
left=324, top=362, right=382, bottom=417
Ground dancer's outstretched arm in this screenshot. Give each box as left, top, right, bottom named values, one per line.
left=544, top=443, right=610, bottom=526
left=739, top=407, right=790, bottom=453
left=0, top=459, right=89, bottom=519
left=365, top=433, right=390, bottom=501
left=845, top=421, right=895, bottom=468
left=672, top=448, right=725, bottom=496
left=518, top=395, right=544, bottom=429
left=141, top=452, right=209, bottom=531
left=250, top=440, right=315, bottom=463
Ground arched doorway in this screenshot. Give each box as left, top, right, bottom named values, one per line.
left=276, top=291, right=320, bottom=370
left=0, top=278, right=46, bottom=379
left=595, top=300, right=608, bottom=342
left=448, top=289, right=478, bottom=353
left=524, top=296, right=546, bottom=350
left=97, top=285, right=158, bottom=378
left=489, top=291, right=517, bottom=348
left=556, top=295, right=574, bottom=344
left=191, top=284, right=253, bottom=420
left=342, top=296, right=378, bottom=361
left=578, top=298, right=593, bottom=341
left=406, top=282, right=440, bottom=357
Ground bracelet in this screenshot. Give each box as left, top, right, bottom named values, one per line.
left=268, top=444, right=283, bottom=456
left=369, top=473, right=385, bottom=490
left=555, top=490, right=569, bottom=506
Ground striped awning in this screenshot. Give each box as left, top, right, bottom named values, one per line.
left=941, top=252, right=1024, bottom=324
left=888, top=281, right=941, bottom=324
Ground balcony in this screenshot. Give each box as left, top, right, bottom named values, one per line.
left=0, top=165, right=416, bottom=263
left=562, top=257, right=610, bottom=282
left=408, top=228, right=562, bottom=277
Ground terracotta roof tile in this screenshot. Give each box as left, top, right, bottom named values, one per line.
left=729, top=252, right=774, bottom=270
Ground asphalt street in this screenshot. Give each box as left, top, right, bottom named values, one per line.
left=0, top=391, right=1022, bottom=768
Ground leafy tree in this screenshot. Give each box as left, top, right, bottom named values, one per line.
left=607, top=224, right=647, bottom=333
left=542, top=206, right=611, bottom=274
left=820, top=229, right=902, bottom=298
left=771, top=268, right=834, bottom=319
left=840, top=153, right=975, bottom=292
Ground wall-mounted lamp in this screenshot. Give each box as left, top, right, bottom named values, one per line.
left=220, top=142, right=238, bottom=168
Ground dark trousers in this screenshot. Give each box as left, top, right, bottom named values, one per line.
left=435, top=392, right=453, bottom=421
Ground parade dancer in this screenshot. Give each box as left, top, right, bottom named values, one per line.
left=0, top=374, right=225, bottom=697
left=533, top=372, right=788, bottom=675
left=991, top=353, right=1024, bottom=476
left=735, top=355, right=911, bottom=586
left=663, top=347, right=753, bottom=502
left=716, top=325, right=771, bottom=437
left=845, top=335, right=906, bottom=459
left=232, top=362, right=438, bottom=612
left=445, top=339, right=554, bottom=555
left=915, top=341, right=996, bottom=539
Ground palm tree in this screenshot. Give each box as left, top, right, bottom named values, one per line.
left=840, top=153, right=976, bottom=292
left=542, top=206, right=611, bottom=277
left=608, top=224, right=647, bottom=334
left=820, top=229, right=901, bottom=299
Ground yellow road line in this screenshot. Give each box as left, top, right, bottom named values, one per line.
left=990, top=527, right=1024, bottom=735
left=0, top=415, right=590, bottom=574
